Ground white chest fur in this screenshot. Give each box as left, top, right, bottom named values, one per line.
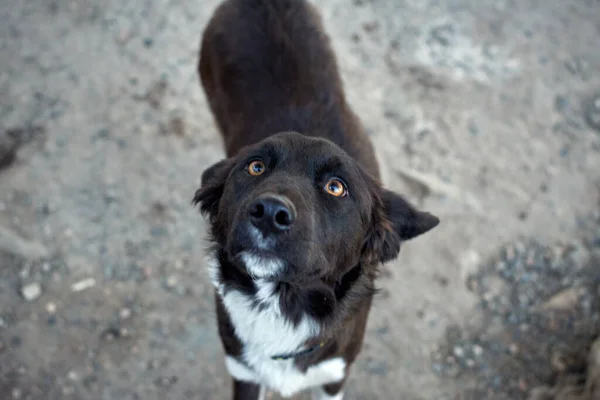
left=207, top=256, right=346, bottom=397
left=225, top=355, right=346, bottom=398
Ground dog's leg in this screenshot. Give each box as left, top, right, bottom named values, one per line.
left=233, top=379, right=262, bottom=400
left=311, top=381, right=345, bottom=400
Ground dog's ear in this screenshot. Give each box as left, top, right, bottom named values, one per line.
left=363, top=188, right=439, bottom=264
left=192, top=158, right=235, bottom=219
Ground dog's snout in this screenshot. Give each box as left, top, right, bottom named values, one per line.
left=249, top=195, right=295, bottom=234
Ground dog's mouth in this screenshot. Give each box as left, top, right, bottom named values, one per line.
left=225, top=222, right=288, bottom=279
left=234, top=250, right=286, bottom=280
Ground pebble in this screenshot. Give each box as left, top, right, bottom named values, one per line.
left=540, top=287, right=586, bottom=311
left=71, top=278, right=96, bottom=292
left=21, top=282, right=42, bottom=301
left=166, top=276, right=177, bottom=289
left=119, top=308, right=132, bottom=320
left=143, top=37, right=154, bottom=48
left=453, top=346, right=465, bottom=357
left=46, top=302, right=57, bottom=314
left=12, top=388, right=22, bottom=399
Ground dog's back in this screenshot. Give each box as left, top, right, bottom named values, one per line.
left=199, top=0, right=380, bottom=177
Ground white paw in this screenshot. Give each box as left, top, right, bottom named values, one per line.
left=315, top=357, right=346, bottom=382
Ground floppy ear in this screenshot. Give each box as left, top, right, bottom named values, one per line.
left=363, top=189, right=440, bottom=264
left=192, top=158, right=234, bottom=220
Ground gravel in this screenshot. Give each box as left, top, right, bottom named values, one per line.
left=432, top=212, right=600, bottom=399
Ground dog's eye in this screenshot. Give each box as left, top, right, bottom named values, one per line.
left=324, top=178, right=347, bottom=197
left=247, top=160, right=266, bottom=176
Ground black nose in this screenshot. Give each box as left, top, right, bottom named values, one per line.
left=249, top=195, right=295, bottom=234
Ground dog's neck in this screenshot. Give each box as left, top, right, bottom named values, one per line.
left=208, top=247, right=375, bottom=356
left=211, top=248, right=368, bottom=320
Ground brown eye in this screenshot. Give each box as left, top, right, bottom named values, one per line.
left=247, top=160, right=265, bottom=176
left=324, top=178, right=347, bottom=197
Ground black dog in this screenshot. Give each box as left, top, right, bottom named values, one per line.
left=194, top=1, right=440, bottom=399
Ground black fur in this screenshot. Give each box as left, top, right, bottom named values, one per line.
left=195, top=0, right=440, bottom=398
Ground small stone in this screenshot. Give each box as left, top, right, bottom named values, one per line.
left=119, top=308, right=132, bottom=320
left=46, top=302, right=57, bottom=314
left=166, top=276, right=177, bottom=288
left=509, top=343, right=519, bottom=355
left=465, top=358, right=475, bottom=368
left=143, top=37, right=154, bottom=48
left=540, top=287, right=586, bottom=311
left=472, top=345, right=484, bottom=357
left=21, top=282, right=42, bottom=301
left=453, top=346, right=465, bottom=358
left=12, top=388, right=22, bottom=399
left=67, top=370, right=79, bottom=381
left=71, top=278, right=96, bottom=292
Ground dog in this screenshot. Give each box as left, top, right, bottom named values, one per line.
left=194, top=1, right=440, bottom=399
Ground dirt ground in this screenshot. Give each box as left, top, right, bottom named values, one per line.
left=1, top=0, right=600, bottom=399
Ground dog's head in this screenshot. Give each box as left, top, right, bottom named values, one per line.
left=194, top=132, right=439, bottom=284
